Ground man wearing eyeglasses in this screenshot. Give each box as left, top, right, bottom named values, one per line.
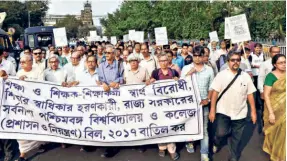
left=181, top=46, right=214, bottom=161
left=97, top=45, right=124, bottom=158
left=32, top=47, right=47, bottom=74
left=16, top=54, right=46, bottom=161
left=209, top=51, right=257, bottom=161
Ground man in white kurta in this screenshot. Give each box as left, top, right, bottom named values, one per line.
left=16, top=55, right=45, bottom=161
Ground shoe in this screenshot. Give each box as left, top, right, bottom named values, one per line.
left=158, top=150, right=165, bottom=157
left=170, top=152, right=180, bottom=161
left=201, top=154, right=209, bottom=161
left=137, top=147, right=146, bottom=153
left=37, top=144, right=47, bottom=153
left=101, top=148, right=118, bottom=158
left=80, top=146, right=88, bottom=152
left=186, top=143, right=195, bottom=153
left=15, top=157, right=26, bottom=161
left=61, top=144, right=67, bottom=149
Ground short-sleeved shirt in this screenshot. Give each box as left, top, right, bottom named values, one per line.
left=140, top=55, right=159, bottom=77
left=44, top=68, right=69, bottom=83
left=264, top=72, right=278, bottom=86
left=124, top=66, right=149, bottom=84
left=76, top=69, right=99, bottom=85
left=98, top=60, right=124, bottom=85
left=211, top=68, right=256, bottom=120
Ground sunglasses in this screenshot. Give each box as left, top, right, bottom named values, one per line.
left=230, top=59, right=241, bottom=62
left=33, top=52, right=41, bottom=55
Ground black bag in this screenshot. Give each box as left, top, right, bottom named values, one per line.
left=216, top=68, right=242, bottom=104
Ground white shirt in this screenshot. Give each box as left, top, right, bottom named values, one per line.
left=250, top=52, right=265, bottom=76
left=139, top=55, right=159, bottom=77
left=44, top=68, right=69, bottom=84
left=241, top=56, right=252, bottom=72
left=76, top=69, right=98, bottom=85
left=258, top=58, right=273, bottom=93
left=16, top=67, right=44, bottom=81
left=123, top=61, right=131, bottom=71
left=5, top=56, right=17, bottom=70
left=210, top=49, right=228, bottom=63
left=0, top=59, right=16, bottom=76
left=211, top=68, right=256, bottom=120
left=32, top=59, right=47, bottom=74
left=62, top=53, right=71, bottom=63
left=63, top=62, right=85, bottom=82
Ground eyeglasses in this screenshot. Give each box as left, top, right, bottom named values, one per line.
left=230, top=59, right=241, bottom=62
left=20, top=60, right=31, bottom=64
left=106, top=52, right=114, bottom=54
left=193, top=55, right=202, bottom=58
left=33, top=52, right=41, bottom=55
left=159, top=60, right=168, bottom=62
left=49, top=61, right=59, bottom=64
left=87, top=61, right=96, bottom=64
left=276, top=61, right=286, bottom=65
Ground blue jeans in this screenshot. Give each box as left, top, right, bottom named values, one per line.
left=188, top=106, right=209, bottom=154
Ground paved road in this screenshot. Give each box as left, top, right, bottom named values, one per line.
left=22, top=125, right=269, bottom=161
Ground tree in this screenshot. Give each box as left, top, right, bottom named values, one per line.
left=100, top=1, right=286, bottom=40
left=55, top=15, right=83, bottom=39
left=0, top=1, right=49, bottom=40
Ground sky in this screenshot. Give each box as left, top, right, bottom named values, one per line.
left=47, top=0, right=123, bottom=26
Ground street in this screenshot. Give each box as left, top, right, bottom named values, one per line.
left=21, top=126, right=269, bottom=161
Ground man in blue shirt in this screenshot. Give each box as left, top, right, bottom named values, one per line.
left=97, top=45, right=124, bottom=158
left=98, top=45, right=124, bottom=92
left=171, top=47, right=184, bottom=69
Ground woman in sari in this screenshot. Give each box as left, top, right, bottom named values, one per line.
left=263, top=54, right=286, bottom=161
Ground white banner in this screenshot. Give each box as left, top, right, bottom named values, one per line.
left=111, top=36, right=117, bottom=45
left=154, top=27, right=168, bottom=46
left=53, top=27, right=68, bottom=47
left=134, top=31, right=144, bottom=43
left=129, top=30, right=136, bottom=41
left=89, top=31, right=98, bottom=41
left=224, top=17, right=231, bottom=39
left=102, top=36, right=108, bottom=42
left=0, top=78, right=203, bottom=146
left=209, top=31, right=219, bottom=42
left=123, top=34, right=129, bottom=42
left=0, top=12, right=6, bottom=27
left=227, top=14, right=251, bottom=43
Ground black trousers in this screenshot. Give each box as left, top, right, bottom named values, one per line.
left=0, top=139, right=17, bottom=156
left=214, top=114, right=246, bottom=161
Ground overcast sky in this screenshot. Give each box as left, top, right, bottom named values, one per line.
left=47, top=0, right=123, bottom=25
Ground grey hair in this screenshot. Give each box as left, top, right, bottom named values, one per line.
left=105, top=44, right=115, bottom=53
left=48, top=54, right=59, bottom=61
left=158, top=53, right=168, bottom=60
left=227, top=50, right=241, bottom=61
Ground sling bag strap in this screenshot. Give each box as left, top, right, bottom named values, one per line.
left=216, top=68, right=242, bottom=104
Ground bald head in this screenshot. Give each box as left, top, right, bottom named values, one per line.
left=76, top=46, right=85, bottom=56
left=20, top=54, right=33, bottom=71
left=71, top=51, right=81, bottom=66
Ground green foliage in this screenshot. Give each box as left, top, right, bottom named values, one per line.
left=0, top=1, right=49, bottom=40
left=100, top=1, right=286, bottom=40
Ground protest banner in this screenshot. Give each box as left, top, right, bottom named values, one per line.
left=111, top=36, right=117, bottom=45
left=224, top=17, right=231, bottom=39
left=53, top=27, right=68, bottom=47
left=0, top=77, right=203, bottom=146
left=209, top=31, right=219, bottom=42
left=89, top=31, right=97, bottom=41
left=226, top=14, right=251, bottom=43
left=154, top=27, right=168, bottom=46
left=129, top=30, right=136, bottom=41
left=123, top=34, right=129, bottom=42
left=102, top=36, right=108, bottom=42
left=134, top=31, right=144, bottom=43
left=0, top=12, right=6, bottom=28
